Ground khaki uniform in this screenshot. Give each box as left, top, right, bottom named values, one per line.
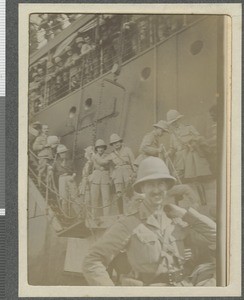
left=90, top=153, right=111, bottom=217
left=109, top=146, right=135, bottom=193
left=135, top=131, right=160, bottom=165
left=33, top=133, right=53, bottom=185
left=169, top=124, right=211, bottom=179
left=53, top=158, right=78, bottom=215
left=82, top=201, right=216, bottom=286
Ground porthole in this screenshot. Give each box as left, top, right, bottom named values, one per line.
left=141, top=67, right=151, bottom=81
left=84, top=98, right=93, bottom=110
left=190, top=40, right=204, bottom=55
left=69, top=106, right=77, bottom=118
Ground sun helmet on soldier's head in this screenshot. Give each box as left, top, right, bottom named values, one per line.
left=75, top=37, right=84, bottom=44
left=65, top=45, right=72, bottom=52
left=57, top=144, right=68, bottom=154
left=133, top=157, right=176, bottom=193
left=166, top=110, right=184, bottom=125
left=109, top=133, right=123, bottom=145
left=47, top=136, right=60, bottom=148
left=95, top=139, right=107, bottom=150
left=153, top=120, right=169, bottom=132
left=54, top=56, right=62, bottom=64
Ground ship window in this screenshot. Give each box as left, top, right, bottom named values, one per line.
left=84, top=98, right=93, bottom=110
left=69, top=106, right=77, bottom=118
left=190, top=40, right=204, bottom=55
left=141, top=67, right=151, bottom=81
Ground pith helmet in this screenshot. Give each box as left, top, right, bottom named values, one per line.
left=47, top=136, right=59, bottom=147
left=153, top=120, right=169, bottom=132
left=166, top=110, right=183, bottom=124
left=65, top=45, right=72, bottom=52
left=95, top=139, right=107, bottom=150
left=54, top=56, right=62, bottom=64
left=110, top=133, right=123, bottom=145
left=32, top=121, right=41, bottom=126
left=76, top=37, right=84, bottom=44
left=133, top=157, right=176, bottom=193
left=57, top=144, right=68, bottom=154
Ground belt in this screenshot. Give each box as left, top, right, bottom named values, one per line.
left=114, top=164, right=130, bottom=168
left=141, top=269, right=186, bottom=286
left=153, top=270, right=186, bottom=285
left=94, top=168, right=108, bottom=171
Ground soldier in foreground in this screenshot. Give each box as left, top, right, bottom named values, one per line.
left=82, top=157, right=216, bottom=286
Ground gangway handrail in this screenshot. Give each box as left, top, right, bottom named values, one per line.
left=28, top=149, right=122, bottom=220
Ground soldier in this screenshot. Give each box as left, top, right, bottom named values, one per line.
left=32, top=124, right=51, bottom=186
left=166, top=109, right=212, bottom=180
left=135, top=120, right=169, bottom=166
left=82, top=157, right=216, bottom=286
left=108, top=133, right=136, bottom=214
left=29, top=121, right=42, bottom=147
left=90, top=139, right=111, bottom=217
left=166, top=110, right=212, bottom=205
left=53, top=144, right=78, bottom=215
left=64, top=42, right=82, bottom=90
left=79, top=146, right=95, bottom=210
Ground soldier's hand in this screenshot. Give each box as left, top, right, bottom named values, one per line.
left=167, top=184, right=194, bottom=197
left=163, top=204, right=187, bottom=219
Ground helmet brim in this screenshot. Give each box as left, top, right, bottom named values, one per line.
left=95, top=145, right=107, bottom=150
left=167, top=115, right=184, bottom=125
left=110, top=139, right=123, bottom=145
left=58, top=150, right=68, bottom=154
left=153, top=125, right=169, bottom=132
left=133, top=174, right=176, bottom=193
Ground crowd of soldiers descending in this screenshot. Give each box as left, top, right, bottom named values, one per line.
left=29, top=15, right=203, bottom=117
left=30, top=105, right=217, bottom=221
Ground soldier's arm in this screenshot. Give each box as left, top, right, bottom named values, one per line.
left=127, top=147, right=135, bottom=164
left=164, top=204, right=216, bottom=249
left=82, top=220, right=132, bottom=286
left=93, top=154, right=111, bottom=166
left=140, top=135, right=160, bottom=156
left=32, top=137, right=45, bottom=152
left=183, top=208, right=216, bottom=248
left=167, top=135, right=177, bottom=157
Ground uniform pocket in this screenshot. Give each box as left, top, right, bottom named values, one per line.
left=129, top=224, right=161, bottom=267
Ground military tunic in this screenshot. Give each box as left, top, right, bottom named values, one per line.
left=33, top=133, right=53, bottom=185
left=82, top=201, right=216, bottom=286
left=135, top=131, right=160, bottom=165
left=90, top=153, right=111, bottom=217
left=109, top=146, right=135, bottom=193
left=169, top=124, right=212, bottom=179
left=53, top=158, right=78, bottom=215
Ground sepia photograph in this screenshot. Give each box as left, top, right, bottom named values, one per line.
left=18, top=3, right=241, bottom=298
